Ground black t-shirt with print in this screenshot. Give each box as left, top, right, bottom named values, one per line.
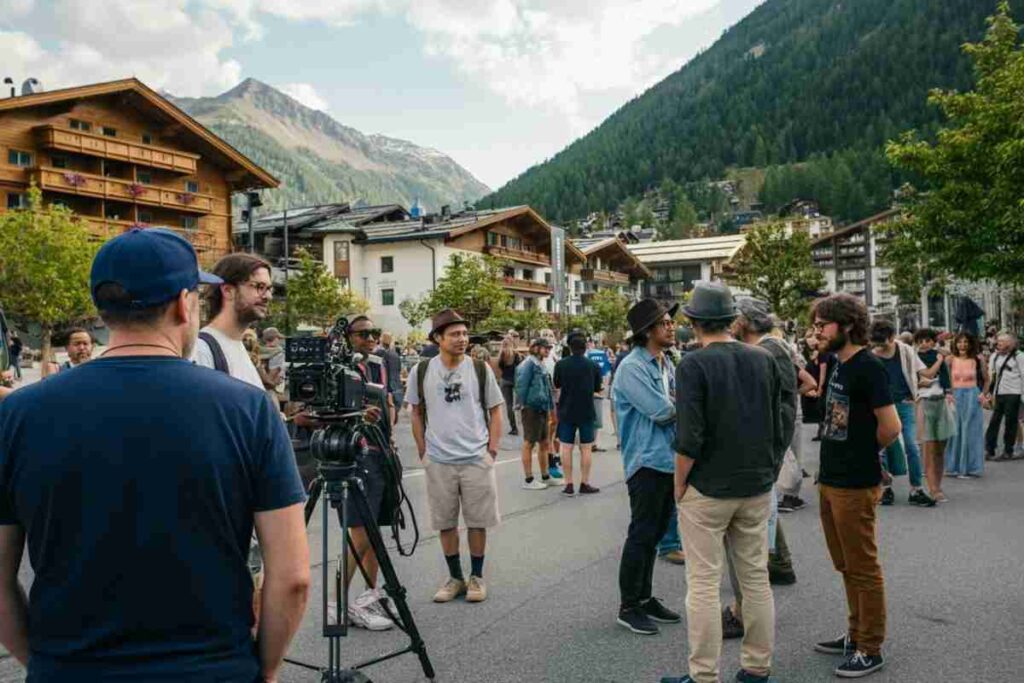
left=819, top=348, right=894, bottom=489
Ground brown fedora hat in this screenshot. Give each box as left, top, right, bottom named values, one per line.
left=430, top=308, right=468, bottom=341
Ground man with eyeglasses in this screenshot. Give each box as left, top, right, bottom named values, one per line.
left=192, top=252, right=277, bottom=635
left=193, top=252, right=274, bottom=389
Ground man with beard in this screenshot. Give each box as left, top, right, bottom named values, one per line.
left=812, top=294, right=901, bottom=678
left=193, top=252, right=273, bottom=389
left=0, top=229, right=309, bottom=682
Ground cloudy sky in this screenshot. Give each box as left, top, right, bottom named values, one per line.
left=0, top=0, right=764, bottom=189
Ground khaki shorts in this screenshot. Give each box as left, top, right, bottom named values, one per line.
left=425, top=458, right=501, bottom=530
left=521, top=407, right=550, bottom=444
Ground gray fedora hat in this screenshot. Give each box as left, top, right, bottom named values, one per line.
left=682, top=281, right=738, bottom=321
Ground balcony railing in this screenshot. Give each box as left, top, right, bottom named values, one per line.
left=484, top=244, right=551, bottom=266
left=502, top=277, right=553, bottom=295
left=580, top=267, right=630, bottom=285
left=80, top=217, right=215, bottom=251
left=34, top=167, right=214, bottom=214
left=36, top=125, right=199, bottom=174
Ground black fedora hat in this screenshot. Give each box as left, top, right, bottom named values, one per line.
left=682, top=281, right=738, bottom=321
left=627, top=298, right=680, bottom=337
left=429, top=308, right=468, bottom=341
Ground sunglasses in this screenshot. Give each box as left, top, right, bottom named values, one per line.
left=353, top=328, right=382, bottom=339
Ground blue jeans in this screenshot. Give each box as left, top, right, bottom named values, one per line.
left=657, top=510, right=682, bottom=555
left=885, top=401, right=923, bottom=488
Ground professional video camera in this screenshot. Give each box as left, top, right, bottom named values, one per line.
left=286, top=318, right=389, bottom=463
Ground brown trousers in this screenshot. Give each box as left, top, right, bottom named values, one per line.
left=819, top=484, right=886, bottom=655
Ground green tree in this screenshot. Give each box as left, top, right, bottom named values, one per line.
left=728, top=222, right=825, bottom=321
left=0, top=186, right=98, bottom=367
left=425, top=253, right=511, bottom=330
left=584, top=288, right=631, bottom=338
left=658, top=196, right=699, bottom=240
left=480, top=308, right=552, bottom=338
left=286, top=247, right=369, bottom=331
left=398, top=295, right=431, bottom=330
left=885, top=2, right=1024, bottom=286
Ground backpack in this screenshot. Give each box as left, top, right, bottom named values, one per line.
left=198, top=331, right=229, bottom=374
left=416, top=357, right=491, bottom=426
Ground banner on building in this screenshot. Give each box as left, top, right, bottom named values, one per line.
left=551, top=226, right=566, bottom=315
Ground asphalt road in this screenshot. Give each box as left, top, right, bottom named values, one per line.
left=3, top=401, right=1023, bottom=682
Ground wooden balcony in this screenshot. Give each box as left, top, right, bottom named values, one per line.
left=80, top=217, right=215, bottom=252
left=502, top=277, right=553, bottom=295
left=34, top=167, right=214, bottom=214
left=35, top=125, right=199, bottom=174
left=580, top=267, right=630, bottom=285
left=484, top=244, right=551, bottom=266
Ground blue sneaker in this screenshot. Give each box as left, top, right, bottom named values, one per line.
left=548, top=465, right=565, bottom=483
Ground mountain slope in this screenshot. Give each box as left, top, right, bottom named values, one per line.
left=172, top=79, right=489, bottom=211
left=480, top=0, right=1019, bottom=222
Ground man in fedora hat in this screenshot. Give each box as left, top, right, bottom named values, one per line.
left=407, top=309, right=504, bottom=604
left=663, top=281, right=783, bottom=683
left=611, top=298, right=683, bottom=636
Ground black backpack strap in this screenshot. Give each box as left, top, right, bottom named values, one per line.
left=416, top=359, right=430, bottom=425
left=198, top=331, right=229, bottom=374
left=474, top=358, right=490, bottom=427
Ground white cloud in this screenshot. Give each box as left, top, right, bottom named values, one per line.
left=0, top=0, right=34, bottom=16
left=278, top=82, right=330, bottom=111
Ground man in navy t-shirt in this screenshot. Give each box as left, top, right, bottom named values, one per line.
left=0, top=228, right=310, bottom=682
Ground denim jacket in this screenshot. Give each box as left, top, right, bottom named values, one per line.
left=515, top=356, right=554, bottom=412
left=611, top=347, right=676, bottom=480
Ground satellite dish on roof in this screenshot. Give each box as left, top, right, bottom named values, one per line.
left=21, top=78, right=42, bottom=95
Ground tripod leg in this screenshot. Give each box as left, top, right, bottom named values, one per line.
left=305, top=476, right=323, bottom=527
left=349, top=481, right=436, bottom=681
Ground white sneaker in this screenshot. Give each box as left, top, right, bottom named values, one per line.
left=522, top=479, right=548, bottom=490
left=328, top=589, right=394, bottom=631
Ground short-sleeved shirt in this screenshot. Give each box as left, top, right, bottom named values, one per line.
left=553, top=355, right=603, bottom=424
left=819, top=348, right=894, bottom=489
left=406, top=355, right=504, bottom=465
left=0, top=356, right=306, bottom=682
left=192, top=325, right=263, bottom=389
left=586, top=349, right=612, bottom=377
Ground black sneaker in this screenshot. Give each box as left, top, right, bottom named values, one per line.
left=802, top=468, right=811, bottom=478
left=985, top=451, right=997, bottom=461
left=778, top=495, right=805, bottom=513
left=562, top=483, right=575, bottom=496
left=578, top=482, right=601, bottom=494
left=735, top=670, right=775, bottom=682
left=641, top=597, right=681, bottom=623
left=617, top=606, right=659, bottom=635
left=814, top=633, right=857, bottom=655
left=880, top=487, right=894, bottom=506
left=908, top=490, right=936, bottom=507
left=659, top=677, right=695, bottom=683
left=835, top=651, right=885, bottom=678
left=768, top=565, right=797, bottom=585
left=722, top=606, right=744, bottom=639
left=777, top=498, right=795, bottom=513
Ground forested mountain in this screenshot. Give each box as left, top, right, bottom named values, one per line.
left=171, top=79, right=489, bottom=212
left=480, top=0, right=1020, bottom=224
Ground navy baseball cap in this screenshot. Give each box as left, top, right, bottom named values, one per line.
left=91, top=228, right=223, bottom=310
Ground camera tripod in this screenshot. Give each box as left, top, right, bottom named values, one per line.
left=284, top=458, right=436, bottom=682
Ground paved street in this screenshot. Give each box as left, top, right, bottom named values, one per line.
left=2, top=399, right=1023, bottom=682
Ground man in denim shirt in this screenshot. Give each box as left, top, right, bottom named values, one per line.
left=612, top=299, right=682, bottom=636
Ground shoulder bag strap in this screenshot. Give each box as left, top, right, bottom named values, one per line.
left=474, top=359, right=490, bottom=427
left=198, top=331, right=229, bottom=374
left=416, top=359, right=430, bottom=425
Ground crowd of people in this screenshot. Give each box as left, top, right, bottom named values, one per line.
left=0, top=227, right=1022, bottom=682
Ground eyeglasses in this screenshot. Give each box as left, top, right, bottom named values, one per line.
left=244, top=281, right=272, bottom=296
left=812, top=320, right=833, bottom=331
left=353, top=329, right=382, bottom=340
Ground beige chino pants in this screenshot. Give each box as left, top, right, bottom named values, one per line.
left=678, top=487, right=774, bottom=682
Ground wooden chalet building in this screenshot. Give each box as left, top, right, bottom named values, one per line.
left=573, top=235, right=651, bottom=311
left=0, top=78, right=277, bottom=261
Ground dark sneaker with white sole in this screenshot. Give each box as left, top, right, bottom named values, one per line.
left=641, top=597, right=681, bottom=623
left=835, top=651, right=885, bottom=678
left=908, top=489, right=936, bottom=507
left=814, top=633, right=857, bottom=656
left=879, top=487, right=895, bottom=506
left=617, top=606, right=659, bottom=635
left=660, top=677, right=696, bottom=683
left=735, top=669, right=776, bottom=682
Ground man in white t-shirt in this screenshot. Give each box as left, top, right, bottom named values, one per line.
left=191, top=253, right=272, bottom=389
left=191, top=252, right=274, bottom=625
left=408, top=309, right=504, bottom=604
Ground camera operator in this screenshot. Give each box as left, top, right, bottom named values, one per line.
left=325, top=314, right=401, bottom=631
left=0, top=228, right=309, bottom=683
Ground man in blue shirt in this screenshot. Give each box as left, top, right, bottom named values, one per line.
left=612, top=299, right=682, bottom=636
left=0, top=228, right=310, bottom=682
